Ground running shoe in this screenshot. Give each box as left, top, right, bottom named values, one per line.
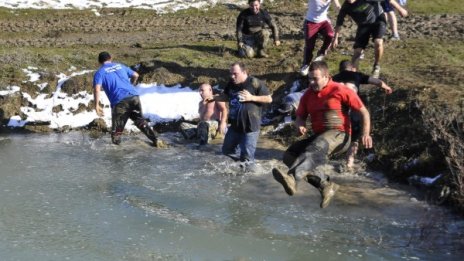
left=313, top=54, right=325, bottom=62
left=299, top=64, right=309, bottom=76
left=372, top=64, right=381, bottom=78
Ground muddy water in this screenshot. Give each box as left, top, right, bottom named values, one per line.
left=0, top=133, right=462, bottom=261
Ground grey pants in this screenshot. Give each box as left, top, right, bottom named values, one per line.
left=283, top=130, right=350, bottom=188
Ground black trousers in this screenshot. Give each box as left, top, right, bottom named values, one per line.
left=111, top=95, right=158, bottom=143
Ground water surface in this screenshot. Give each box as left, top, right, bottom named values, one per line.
left=0, top=133, right=462, bottom=261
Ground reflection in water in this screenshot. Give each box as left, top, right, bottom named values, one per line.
left=0, top=132, right=463, bottom=261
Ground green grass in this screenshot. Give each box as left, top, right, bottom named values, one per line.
left=408, top=0, right=464, bottom=14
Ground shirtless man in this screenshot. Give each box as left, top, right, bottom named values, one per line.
left=180, top=83, right=228, bottom=145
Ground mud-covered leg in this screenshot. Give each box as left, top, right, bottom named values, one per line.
left=111, top=99, right=131, bottom=145
left=127, top=96, right=163, bottom=147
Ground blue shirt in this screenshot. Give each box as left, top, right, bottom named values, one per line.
left=93, top=62, right=138, bottom=107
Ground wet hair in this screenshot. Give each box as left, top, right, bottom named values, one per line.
left=309, top=61, right=329, bottom=75
left=98, top=51, right=112, bottom=64
left=231, top=61, right=247, bottom=72
left=339, top=60, right=353, bottom=72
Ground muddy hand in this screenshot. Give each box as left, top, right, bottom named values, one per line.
left=238, top=90, right=253, bottom=102
left=96, top=106, right=104, bottom=117
left=362, top=134, right=373, bottom=149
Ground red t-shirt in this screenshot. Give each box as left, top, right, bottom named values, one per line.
left=296, top=79, right=364, bottom=134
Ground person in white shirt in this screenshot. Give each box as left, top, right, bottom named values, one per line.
left=299, top=0, right=341, bottom=76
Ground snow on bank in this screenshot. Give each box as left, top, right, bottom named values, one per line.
left=0, top=0, right=272, bottom=130
left=3, top=68, right=202, bottom=131
left=0, top=0, right=251, bottom=13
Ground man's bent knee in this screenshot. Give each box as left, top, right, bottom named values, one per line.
left=283, top=151, right=297, bottom=168
left=374, top=38, right=383, bottom=47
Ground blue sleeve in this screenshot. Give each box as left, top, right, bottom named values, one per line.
left=122, top=64, right=135, bottom=78
left=93, top=70, right=102, bottom=87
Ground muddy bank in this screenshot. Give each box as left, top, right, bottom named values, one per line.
left=0, top=2, right=463, bottom=213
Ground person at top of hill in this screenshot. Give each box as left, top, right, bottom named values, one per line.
left=93, top=51, right=165, bottom=147
left=333, top=0, right=386, bottom=78
left=236, top=0, right=281, bottom=58
left=332, top=0, right=408, bottom=78
left=299, top=0, right=341, bottom=76
left=382, top=0, right=408, bottom=40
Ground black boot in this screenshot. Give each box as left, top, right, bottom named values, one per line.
left=197, top=121, right=209, bottom=145
left=136, top=120, right=164, bottom=147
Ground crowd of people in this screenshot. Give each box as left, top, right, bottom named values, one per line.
left=92, top=0, right=406, bottom=208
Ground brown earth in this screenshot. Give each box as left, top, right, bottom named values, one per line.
left=0, top=1, right=463, bottom=212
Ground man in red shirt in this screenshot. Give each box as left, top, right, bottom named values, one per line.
left=273, top=61, right=373, bottom=208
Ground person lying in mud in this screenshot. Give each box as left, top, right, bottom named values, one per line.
left=332, top=59, right=392, bottom=169
left=206, top=62, right=272, bottom=172
left=180, top=83, right=228, bottom=146
left=272, top=61, right=373, bottom=208
left=93, top=51, right=165, bottom=147
left=236, top=0, right=281, bottom=58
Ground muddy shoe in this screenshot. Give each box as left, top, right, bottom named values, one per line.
left=272, top=168, right=297, bottom=196
left=258, top=49, right=269, bottom=58
left=372, top=64, right=381, bottom=79
left=299, top=64, right=310, bottom=76
left=153, top=139, right=169, bottom=148
left=313, top=54, right=325, bottom=62
left=111, top=134, right=122, bottom=145
left=319, top=181, right=339, bottom=208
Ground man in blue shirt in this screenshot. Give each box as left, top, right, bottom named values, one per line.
left=93, top=51, right=162, bottom=146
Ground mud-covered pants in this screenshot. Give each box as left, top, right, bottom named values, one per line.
left=238, top=30, right=270, bottom=58
left=111, top=95, right=158, bottom=144
left=180, top=120, right=219, bottom=144
left=283, top=130, right=350, bottom=188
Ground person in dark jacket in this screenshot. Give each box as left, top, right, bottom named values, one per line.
left=236, top=0, right=280, bottom=58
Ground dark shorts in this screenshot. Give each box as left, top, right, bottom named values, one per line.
left=382, top=0, right=394, bottom=12
left=353, top=17, right=387, bottom=49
